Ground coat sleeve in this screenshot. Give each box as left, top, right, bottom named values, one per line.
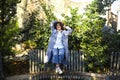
left=50, top=21, right=57, bottom=32
left=64, top=26, right=73, bottom=35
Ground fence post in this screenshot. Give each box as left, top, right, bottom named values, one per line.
left=110, top=52, right=120, bottom=79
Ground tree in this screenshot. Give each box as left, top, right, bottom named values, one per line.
left=80, top=0, right=113, bottom=72
left=18, top=0, right=56, bottom=50
left=0, top=0, right=20, bottom=79
left=62, top=0, right=113, bottom=73
left=62, top=8, right=83, bottom=50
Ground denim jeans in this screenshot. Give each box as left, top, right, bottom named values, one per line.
left=52, top=48, right=65, bottom=64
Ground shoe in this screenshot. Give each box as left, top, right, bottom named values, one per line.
left=56, top=67, right=63, bottom=74
left=55, top=67, right=59, bottom=73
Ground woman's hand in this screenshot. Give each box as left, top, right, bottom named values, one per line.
left=50, top=20, right=57, bottom=26
left=64, top=26, right=69, bottom=28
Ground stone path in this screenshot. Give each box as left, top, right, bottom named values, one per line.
left=6, top=74, right=31, bottom=80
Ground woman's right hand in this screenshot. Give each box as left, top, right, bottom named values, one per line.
left=50, top=20, right=57, bottom=26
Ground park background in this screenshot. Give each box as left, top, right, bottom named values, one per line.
left=0, top=0, right=120, bottom=79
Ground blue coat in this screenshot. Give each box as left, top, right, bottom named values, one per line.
left=46, top=21, right=72, bottom=65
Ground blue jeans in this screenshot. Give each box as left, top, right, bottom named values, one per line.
left=52, top=48, right=65, bottom=64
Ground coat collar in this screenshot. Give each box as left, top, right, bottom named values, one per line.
left=53, top=30, right=63, bottom=34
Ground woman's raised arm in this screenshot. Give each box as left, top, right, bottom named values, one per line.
left=63, top=26, right=73, bottom=35
left=50, top=21, right=57, bottom=32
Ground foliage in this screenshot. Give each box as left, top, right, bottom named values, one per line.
left=62, top=0, right=113, bottom=73
left=0, top=0, right=20, bottom=56
left=0, top=0, right=20, bottom=26
left=19, top=0, right=56, bottom=50
left=0, top=19, right=19, bottom=56
left=102, top=30, right=120, bottom=52
left=62, top=8, right=82, bottom=49
left=39, top=0, right=56, bottom=22
left=85, top=0, right=110, bottom=15
left=0, top=0, right=20, bottom=77
left=79, top=0, right=118, bottom=73
left=80, top=0, right=108, bottom=73
left=80, top=17, right=107, bottom=72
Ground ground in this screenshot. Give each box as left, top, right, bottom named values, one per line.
left=4, top=59, right=29, bottom=77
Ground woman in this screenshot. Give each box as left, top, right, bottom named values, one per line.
left=46, top=21, right=72, bottom=74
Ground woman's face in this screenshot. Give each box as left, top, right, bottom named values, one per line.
left=56, top=23, right=62, bottom=31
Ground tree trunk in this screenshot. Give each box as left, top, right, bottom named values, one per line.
left=17, top=0, right=28, bottom=28
left=0, top=53, right=4, bottom=80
